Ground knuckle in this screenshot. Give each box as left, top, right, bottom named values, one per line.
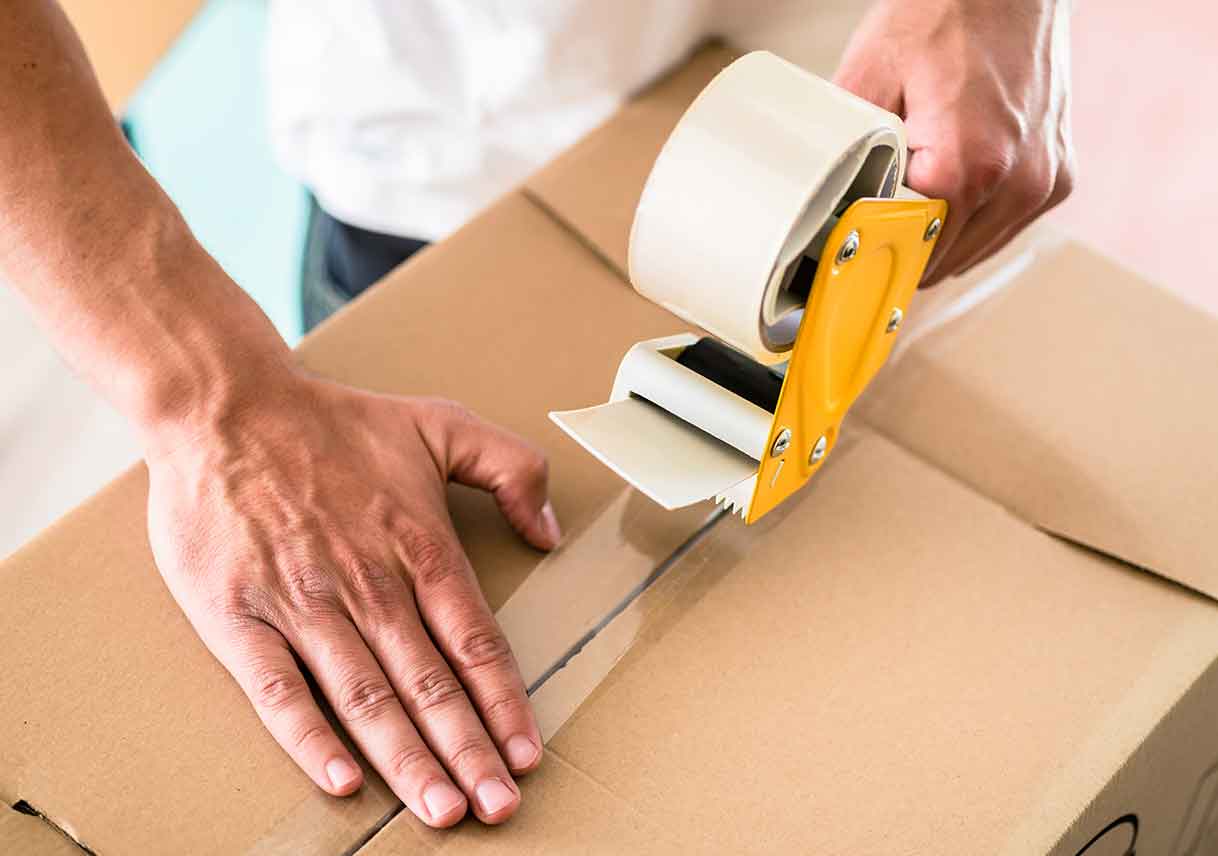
left=1011, top=167, right=1055, bottom=210
left=249, top=663, right=309, bottom=714
left=385, top=743, right=436, bottom=782
left=477, top=689, right=529, bottom=726
left=404, top=665, right=467, bottom=713
left=209, top=583, right=275, bottom=626
left=336, top=674, right=399, bottom=725
left=415, top=396, right=472, bottom=428
left=345, top=555, right=403, bottom=612
left=400, top=527, right=460, bottom=589
left=288, top=722, right=331, bottom=752
left=281, top=563, right=341, bottom=615
left=451, top=623, right=513, bottom=674
left=443, top=735, right=493, bottom=775
left=522, top=445, right=549, bottom=485
left=919, top=129, right=1014, bottom=205
left=964, top=150, right=1015, bottom=198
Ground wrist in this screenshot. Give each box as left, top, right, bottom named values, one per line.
left=134, top=335, right=298, bottom=461
left=115, top=215, right=296, bottom=453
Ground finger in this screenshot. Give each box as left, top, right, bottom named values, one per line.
left=429, top=401, right=561, bottom=551
left=213, top=617, right=364, bottom=798
left=398, top=521, right=541, bottom=798
left=907, top=147, right=978, bottom=286
left=342, top=561, right=533, bottom=824
left=832, top=16, right=904, bottom=115
left=906, top=137, right=1015, bottom=286
left=956, top=160, right=1074, bottom=276
left=833, top=59, right=904, bottom=115
left=286, top=609, right=470, bottom=828
left=935, top=160, right=1057, bottom=279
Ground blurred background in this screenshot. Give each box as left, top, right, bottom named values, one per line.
left=0, top=0, right=1213, bottom=557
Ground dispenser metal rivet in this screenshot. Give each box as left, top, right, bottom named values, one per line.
left=836, top=231, right=861, bottom=265
left=809, top=435, right=828, bottom=464
left=886, top=307, right=903, bottom=333
left=770, top=428, right=792, bottom=458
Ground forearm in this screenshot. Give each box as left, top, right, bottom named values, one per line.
left=0, top=1, right=291, bottom=448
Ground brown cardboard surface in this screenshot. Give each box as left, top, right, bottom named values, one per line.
left=294, top=193, right=708, bottom=611
left=360, top=753, right=684, bottom=856
left=0, top=462, right=399, bottom=856
left=1049, top=655, right=1218, bottom=856
left=5, top=38, right=1218, bottom=856
left=858, top=239, right=1218, bottom=597
left=361, top=492, right=727, bottom=855
left=525, top=35, right=1218, bottom=596
left=524, top=43, right=738, bottom=277
left=0, top=193, right=707, bottom=854
left=60, top=0, right=203, bottom=109
left=363, top=429, right=1218, bottom=854
left=0, top=807, right=83, bottom=856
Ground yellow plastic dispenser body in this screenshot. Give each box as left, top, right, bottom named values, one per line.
left=748, top=197, right=947, bottom=523
left=549, top=52, right=950, bottom=524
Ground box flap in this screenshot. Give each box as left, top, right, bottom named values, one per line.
left=525, top=43, right=738, bottom=277
left=0, top=807, right=83, bottom=856
left=858, top=238, right=1218, bottom=597
left=0, top=193, right=706, bottom=854
left=359, top=428, right=1218, bottom=854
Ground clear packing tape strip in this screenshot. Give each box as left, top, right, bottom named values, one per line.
left=551, top=51, right=943, bottom=522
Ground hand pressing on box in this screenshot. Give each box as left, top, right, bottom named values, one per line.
left=1, top=4, right=560, bottom=826
left=834, top=0, right=1076, bottom=285
left=144, top=377, right=561, bottom=827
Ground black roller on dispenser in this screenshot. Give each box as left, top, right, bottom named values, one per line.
left=675, top=339, right=784, bottom=414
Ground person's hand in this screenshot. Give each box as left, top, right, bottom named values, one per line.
left=143, top=369, right=562, bottom=828
left=834, top=0, right=1075, bottom=285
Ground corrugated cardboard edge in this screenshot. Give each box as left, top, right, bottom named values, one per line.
left=858, top=233, right=1218, bottom=602
left=1051, top=652, right=1218, bottom=855
left=1006, top=604, right=1218, bottom=855
left=0, top=805, right=86, bottom=856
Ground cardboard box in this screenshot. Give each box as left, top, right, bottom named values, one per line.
left=3, top=43, right=1218, bottom=855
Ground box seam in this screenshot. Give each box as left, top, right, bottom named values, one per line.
left=7, top=800, right=95, bottom=855
left=856, top=379, right=1218, bottom=606
left=521, top=187, right=628, bottom=282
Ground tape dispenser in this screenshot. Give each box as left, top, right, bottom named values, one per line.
left=550, top=51, right=947, bottom=523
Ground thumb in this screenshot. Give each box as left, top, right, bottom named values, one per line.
left=429, top=401, right=562, bottom=551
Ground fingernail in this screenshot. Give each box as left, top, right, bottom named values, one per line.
left=476, top=778, right=516, bottom=817
left=325, top=758, right=361, bottom=792
left=538, top=501, right=562, bottom=546
left=504, top=734, right=540, bottom=771
left=423, top=781, right=465, bottom=821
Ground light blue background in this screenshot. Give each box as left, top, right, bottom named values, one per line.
left=125, top=0, right=306, bottom=344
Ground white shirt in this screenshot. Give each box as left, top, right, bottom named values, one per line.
left=267, top=1, right=735, bottom=240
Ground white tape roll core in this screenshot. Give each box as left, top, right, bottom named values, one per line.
left=628, top=51, right=909, bottom=364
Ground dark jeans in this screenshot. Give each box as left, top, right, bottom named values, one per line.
left=300, top=199, right=429, bottom=332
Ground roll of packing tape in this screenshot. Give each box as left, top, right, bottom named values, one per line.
left=628, top=51, right=908, bottom=364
